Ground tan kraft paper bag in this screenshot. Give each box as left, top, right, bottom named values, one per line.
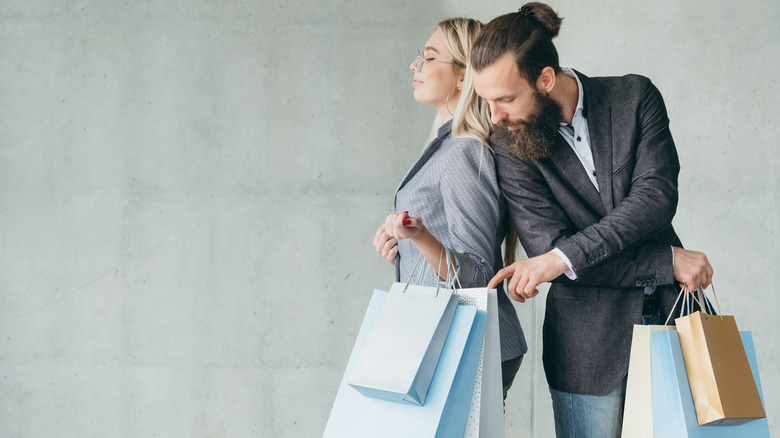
left=674, top=287, right=766, bottom=426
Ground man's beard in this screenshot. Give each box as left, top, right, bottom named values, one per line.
left=496, top=90, right=564, bottom=161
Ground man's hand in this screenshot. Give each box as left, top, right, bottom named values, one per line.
left=673, top=247, right=713, bottom=291
left=488, top=251, right=569, bottom=302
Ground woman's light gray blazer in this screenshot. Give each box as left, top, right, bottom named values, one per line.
left=393, top=120, right=526, bottom=362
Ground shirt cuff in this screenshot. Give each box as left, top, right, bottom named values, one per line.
left=552, top=247, right=577, bottom=280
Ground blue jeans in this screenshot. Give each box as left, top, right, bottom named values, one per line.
left=549, top=308, right=660, bottom=437
left=642, top=313, right=665, bottom=325
left=550, top=377, right=627, bottom=438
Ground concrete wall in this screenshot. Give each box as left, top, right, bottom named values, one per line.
left=1, top=1, right=777, bottom=436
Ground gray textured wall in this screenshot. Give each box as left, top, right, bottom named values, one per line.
left=1, top=1, right=778, bottom=436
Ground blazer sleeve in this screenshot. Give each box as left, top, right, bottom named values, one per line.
left=555, top=79, right=680, bottom=273
left=435, top=140, right=501, bottom=287
left=496, top=151, right=676, bottom=288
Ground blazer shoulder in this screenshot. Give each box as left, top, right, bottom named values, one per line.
left=487, top=129, right=515, bottom=158
left=586, top=73, right=660, bottom=101
left=582, top=73, right=666, bottom=119
left=439, top=133, right=495, bottom=162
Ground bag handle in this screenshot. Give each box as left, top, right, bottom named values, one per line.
left=402, top=245, right=451, bottom=297
left=664, top=286, right=688, bottom=325
left=443, top=244, right=462, bottom=291
left=664, top=285, right=702, bottom=325
left=664, top=283, right=722, bottom=325
left=688, top=283, right=723, bottom=322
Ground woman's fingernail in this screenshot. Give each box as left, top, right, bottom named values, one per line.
left=403, top=219, right=411, bottom=225
left=403, top=211, right=409, bottom=214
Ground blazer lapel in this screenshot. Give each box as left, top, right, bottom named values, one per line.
left=579, top=72, right=614, bottom=213
left=394, top=122, right=451, bottom=208
left=395, top=139, right=440, bottom=194
left=548, top=134, right=605, bottom=216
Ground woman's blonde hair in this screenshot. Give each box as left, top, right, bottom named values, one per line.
left=425, top=18, right=492, bottom=146
left=428, top=18, right=520, bottom=265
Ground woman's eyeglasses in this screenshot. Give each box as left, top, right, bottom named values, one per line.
left=413, top=50, right=463, bottom=73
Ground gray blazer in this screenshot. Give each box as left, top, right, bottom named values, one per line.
left=493, top=72, right=685, bottom=395
left=394, top=120, right=526, bottom=362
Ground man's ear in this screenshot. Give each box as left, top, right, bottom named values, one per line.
left=536, top=66, right=556, bottom=93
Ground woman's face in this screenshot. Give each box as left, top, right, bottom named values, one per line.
left=410, top=30, right=463, bottom=111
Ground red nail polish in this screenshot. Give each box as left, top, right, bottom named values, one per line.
left=403, top=211, right=409, bottom=214
left=403, top=219, right=411, bottom=225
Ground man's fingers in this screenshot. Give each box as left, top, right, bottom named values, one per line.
left=510, top=289, right=525, bottom=303
left=515, top=274, right=530, bottom=299
left=488, top=266, right=514, bottom=289
left=506, top=268, right=523, bottom=296
left=704, top=264, right=714, bottom=289
left=523, top=274, right=542, bottom=297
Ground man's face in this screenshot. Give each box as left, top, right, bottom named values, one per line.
left=472, top=53, right=538, bottom=128
left=472, top=53, right=563, bottom=160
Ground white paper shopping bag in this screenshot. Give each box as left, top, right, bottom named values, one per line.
left=348, top=281, right=458, bottom=405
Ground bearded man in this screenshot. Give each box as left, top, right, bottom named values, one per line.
left=471, top=4, right=714, bottom=437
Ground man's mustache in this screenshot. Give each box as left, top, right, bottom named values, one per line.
left=495, top=119, right=528, bottom=129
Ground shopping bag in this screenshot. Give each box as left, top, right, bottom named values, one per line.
left=675, top=288, right=766, bottom=425
left=347, top=281, right=458, bottom=405
left=456, top=287, right=505, bottom=438
left=622, top=285, right=706, bottom=438
left=651, top=330, right=769, bottom=437
left=621, top=324, right=675, bottom=438
left=324, top=289, right=486, bottom=437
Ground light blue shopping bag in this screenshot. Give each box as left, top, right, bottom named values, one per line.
left=651, top=330, right=769, bottom=437
left=323, top=289, right=485, bottom=438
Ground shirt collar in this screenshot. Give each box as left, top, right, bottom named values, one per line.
left=560, top=66, right=585, bottom=120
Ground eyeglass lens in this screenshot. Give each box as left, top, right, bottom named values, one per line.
left=415, top=50, right=424, bottom=72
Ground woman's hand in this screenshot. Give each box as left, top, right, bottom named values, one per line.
left=384, top=211, right=424, bottom=241
left=373, top=212, right=426, bottom=265
left=373, top=224, right=398, bottom=265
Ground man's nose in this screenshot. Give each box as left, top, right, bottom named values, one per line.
left=490, top=104, right=505, bottom=125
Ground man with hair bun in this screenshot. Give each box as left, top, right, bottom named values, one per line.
left=472, top=3, right=714, bottom=437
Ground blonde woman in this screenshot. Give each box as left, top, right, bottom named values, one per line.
left=372, top=18, right=526, bottom=399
